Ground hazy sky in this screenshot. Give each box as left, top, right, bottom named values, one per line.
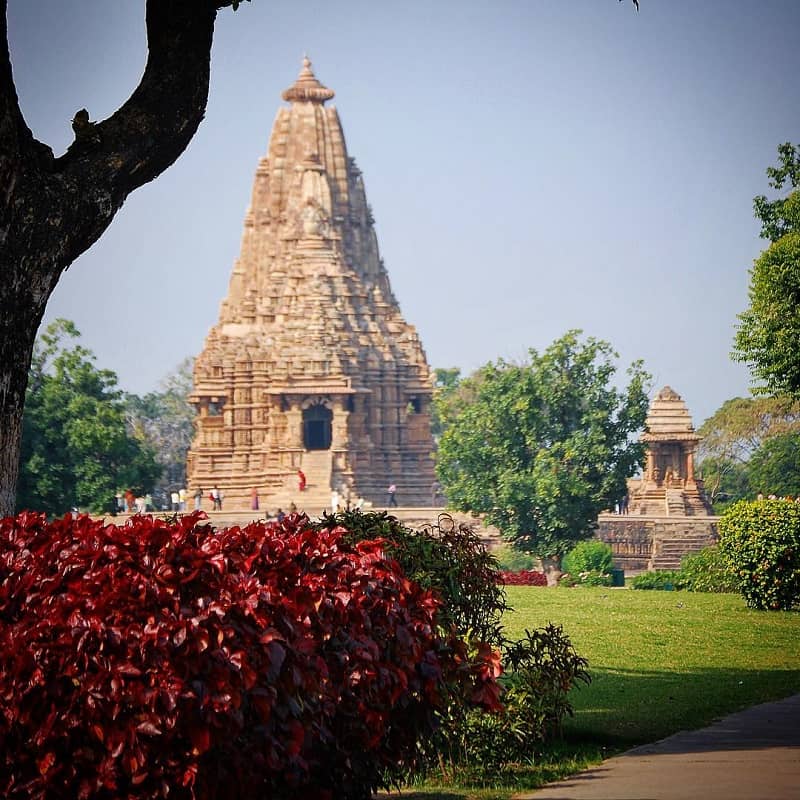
left=7, top=1, right=800, bottom=426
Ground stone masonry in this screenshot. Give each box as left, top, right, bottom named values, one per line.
left=186, top=58, right=437, bottom=510
left=597, top=387, right=717, bottom=571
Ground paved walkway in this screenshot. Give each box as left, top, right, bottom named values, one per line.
left=516, top=693, right=800, bottom=800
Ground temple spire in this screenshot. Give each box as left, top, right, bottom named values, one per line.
left=281, top=56, right=335, bottom=104
left=188, top=58, right=436, bottom=511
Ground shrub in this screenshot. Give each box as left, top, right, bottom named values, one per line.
left=561, top=540, right=613, bottom=586
left=445, top=625, right=590, bottom=772
left=630, top=570, right=683, bottom=590
left=718, top=499, right=800, bottom=610
left=500, top=570, right=548, bottom=586
left=494, top=544, right=540, bottom=573
left=679, top=546, right=738, bottom=593
left=314, top=510, right=591, bottom=773
left=0, top=511, right=501, bottom=800
left=315, top=510, right=508, bottom=645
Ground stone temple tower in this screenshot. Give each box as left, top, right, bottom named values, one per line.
left=186, top=58, right=437, bottom=510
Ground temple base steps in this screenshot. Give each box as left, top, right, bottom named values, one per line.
left=650, top=533, right=716, bottom=571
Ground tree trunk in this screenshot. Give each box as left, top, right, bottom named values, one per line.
left=0, top=1, right=242, bottom=517
left=541, top=556, right=562, bottom=587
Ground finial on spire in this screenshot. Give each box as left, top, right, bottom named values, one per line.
left=282, top=55, right=335, bottom=104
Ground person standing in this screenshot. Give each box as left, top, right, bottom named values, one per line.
left=387, top=484, right=398, bottom=507
left=250, top=487, right=260, bottom=511
left=194, top=487, right=203, bottom=511
left=210, top=486, right=221, bottom=511
left=297, top=469, right=306, bottom=492
left=178, top=487, right=187, bottom=512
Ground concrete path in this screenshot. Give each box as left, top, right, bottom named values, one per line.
left=516, top=693, right=800, bottom=800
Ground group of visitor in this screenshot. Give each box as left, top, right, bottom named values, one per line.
left=169, top=487, right=188, bottom=512
left=114, top=490, right=153, bottom=515
left=756, top=492, right=800, bottom=503
left=614, top=494, right=630, bottom=515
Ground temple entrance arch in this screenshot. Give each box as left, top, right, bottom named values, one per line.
left=302, top=401, right=332, bottom=450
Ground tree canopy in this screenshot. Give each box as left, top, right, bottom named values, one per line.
left=124, top=358, right=195, bottom=503
left=436, top=331, right=650, bottom=559
left=734, top=143, right=800, bottom=399
left=18, top=320, right=160, bottom=515
left=696, top=395, right=800, bottom=509
left=747, top=433, right=800, bottom=499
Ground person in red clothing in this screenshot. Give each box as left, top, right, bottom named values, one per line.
left=297, top=470, right=306, bottom=492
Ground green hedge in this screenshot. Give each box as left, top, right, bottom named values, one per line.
left=561, top=540, right=613, bottom=586
left=719, top=499, right=800, bottom=610
left=631, top=570, right=682, bottom=591
left=679, top=546, right=738, bottom=594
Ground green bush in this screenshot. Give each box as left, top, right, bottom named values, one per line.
left=719, top=499, right=800, bottom=610
left=494, top=543, right=540, bottom=573
left=443, top=625, right=590, bottom=773
left=631, top=570, right=682, bottom=591
left=561, top=540, right=613, bottom=586
left=316, top=509, right=507, bottom=644
left=314, top=510, right=592, bottom=774
left=679, top=546, right=738, bottom=593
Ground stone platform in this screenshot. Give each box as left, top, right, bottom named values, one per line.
left=596, top=513, right=719, bottom=572
left=103, top=507, right=504, bottom=550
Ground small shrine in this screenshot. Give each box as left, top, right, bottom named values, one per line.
left=630, top=386, right=712, bottom=516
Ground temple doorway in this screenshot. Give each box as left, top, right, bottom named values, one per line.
left=303, top=403, right=332, bottom=450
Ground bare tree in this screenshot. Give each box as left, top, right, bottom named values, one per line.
left=0, top=1, right=246, bottom=515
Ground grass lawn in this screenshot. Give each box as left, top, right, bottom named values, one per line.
left=390, top=586, right=800, bottom=800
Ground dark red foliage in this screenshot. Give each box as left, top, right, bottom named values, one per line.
left=499, top=570, right=548, bottom=586
left=0, top=511, right=501, bottom=800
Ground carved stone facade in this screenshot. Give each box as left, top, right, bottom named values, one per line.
left=186, top=59, right=436, bottom=510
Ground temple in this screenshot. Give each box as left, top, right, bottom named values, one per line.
left=597, top=386, right=715, bottom=572
left=186, top=58, right=437, bottom=510
left=629, top=386, right=712, bottom=516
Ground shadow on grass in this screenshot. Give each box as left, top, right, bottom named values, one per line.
left=564, top=665, right=800, bottom=748
left=378, top=667, right=800, bottom=799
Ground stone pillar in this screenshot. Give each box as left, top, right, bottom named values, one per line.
left=285, top=400, right=304, bottom=449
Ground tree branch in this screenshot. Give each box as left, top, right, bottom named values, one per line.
left=47, top=0, right=220, bottom=266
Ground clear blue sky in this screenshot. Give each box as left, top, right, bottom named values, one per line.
left=7, top=1, right=800, bottom=426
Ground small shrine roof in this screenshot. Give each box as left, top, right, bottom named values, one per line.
left=642, top=385, right=699, bottom=438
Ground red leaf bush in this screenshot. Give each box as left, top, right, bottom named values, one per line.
left=499, top=570, right=548, bottom=586
left=0, top=512, right=501, bottom=800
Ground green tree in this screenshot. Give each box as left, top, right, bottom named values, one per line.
left=696, top=395, right=800, bottom=508
left=18, top=320, right=160, bottom=515
left=734, top=144, right=800, bottom=398
left=436, top=331, right=650, bottom=565
left=125, top=358, right=195, bottom=500
left=695, top=455, right=751, bottom=512
left=0, top=0, right=250, bottom=517
left=747, top=432, right=800, bottom=498
left=699, top=395, right=800, bottom=462
left=430, top=367, right=462, bottom=441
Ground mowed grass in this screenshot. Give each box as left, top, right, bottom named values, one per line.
left=503, top=586, right=800, bottom=746
left=390, top=586, right=800, bottom=800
